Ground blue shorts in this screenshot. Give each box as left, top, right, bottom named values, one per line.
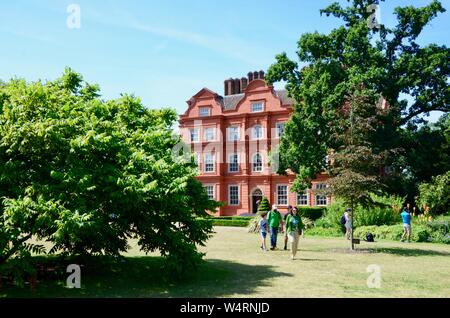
left=260, top=231, right=267, bottom=239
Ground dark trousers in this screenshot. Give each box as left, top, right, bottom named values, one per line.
left=270, top=227, right=278, bottom=248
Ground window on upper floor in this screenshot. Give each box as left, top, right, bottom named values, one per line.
left=204, top=127, right=215, bottom=141
left=251, top=102, right=264, bottom=113
left=276, top=122, right=286, bottom=138
left=227, top=126, right=240, bottom=141
left=204, top=153, right=215, bottom=172
left=252, top=124, right=263, bottom=140
left=252, top=153, right=263, bottom=172
left=189, top=128, right=199, bottom=142
left=199, top=107, right=211, bottom=117
left=228, top=153, right=239, bottom=172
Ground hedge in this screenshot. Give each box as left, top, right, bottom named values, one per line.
left=296, top=207, right=326, bottom=220
left=211, top=219, right=250, bottom=227
left=354, top=224, right=449, bottom=244
left=305, top=227, right=343, bottom=237
left=209, top=216, right=253, bottom=221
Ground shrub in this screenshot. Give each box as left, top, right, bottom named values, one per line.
left=297, top=207, right=326, bottom=220
left=212, top=219, right=249, bottom=227
left=257, top=197, right=271, bottom=214
left=314, top=195, right=402, bottom=229
left=209, top=216, right=252, bottom=221
left=301, top=217, right=314, bottom=230
left=247, top=217, right=259, bottom=233
left=305, top=227, right=342, bottom=237
left=314, top=199, right=347, bottom=228
left=355, top=205, right=401, bottom=227
left=418, top=171, right=450, bottom=215
left=354, top=223, right=449, bottom=243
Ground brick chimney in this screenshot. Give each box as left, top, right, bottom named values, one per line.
left=234, top=78, right=241, bottom=95
left=224, top=71, right=266, bottom=95
left=227, top=78, right=234, bottom=95
left=224, top=79, right=230, bottom=96
left=248, top=71, right=254, bottom=82
left=259, top=70, right=265, bottom=80
left=240, top=77, right=248, bottom=92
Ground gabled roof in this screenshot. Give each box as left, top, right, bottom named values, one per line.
left=218, top=89, right=294, bottom=111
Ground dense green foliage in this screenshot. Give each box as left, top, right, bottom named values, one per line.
left=296, top=207, right=326, bottom=220
left=354, top=217, right=450, bottom=244
left=266, top=0, right=449, bottom=197
left=0, top=69, right=219, bottom=281
left=305, top=227, right=343, bottom=237
left=418, top=171, right=450, bottom=215
left=314, top=196, right=402, bottom=229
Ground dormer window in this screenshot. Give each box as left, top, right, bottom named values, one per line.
left=251, top=102, right=264, bottom=113
left=199, top=107, right=211, bottom=117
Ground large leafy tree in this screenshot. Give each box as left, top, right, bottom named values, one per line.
left=0, top=68, right=218, bottom=278
left=266, top=0, right=449, bottom=193
left=397, top=114, right=450, bottom=198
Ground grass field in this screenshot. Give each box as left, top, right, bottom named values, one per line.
left=1, top=226, right=449, bottom=298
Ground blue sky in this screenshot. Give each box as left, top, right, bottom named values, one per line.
left=1, top=0, right=448, bottom=120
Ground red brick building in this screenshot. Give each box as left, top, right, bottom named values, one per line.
left=179, top=71, right=330, bottom=216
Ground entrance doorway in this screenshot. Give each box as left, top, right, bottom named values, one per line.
left=251, top=189, right=263, bottom=214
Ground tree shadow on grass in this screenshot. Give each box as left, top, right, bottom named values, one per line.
left=370, top=247, right=450, bottom=257
left=328, top=246, right=450, bottom=257
left=297, top=258, right=334, bottom=262
left=1, top=256, right=292, bottom=298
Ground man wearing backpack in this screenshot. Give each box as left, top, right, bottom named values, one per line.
left=342, top=208, right=352, bottom=240
left=267, top=205, right=283, bottom=250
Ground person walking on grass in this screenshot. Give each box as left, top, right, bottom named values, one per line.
left=258, top=213, right=269, bottom=251
left=344, top=208, right=352, bottom=240
left=401, top=207, right=412, bottom=242
left=285, top=207, right=304, bottom=260
left=283, top=205, right=293, bottom=250
left=267, top=205, right=283, bottom=250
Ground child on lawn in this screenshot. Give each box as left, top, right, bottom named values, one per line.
left=258, top=213, right=269, bottom=251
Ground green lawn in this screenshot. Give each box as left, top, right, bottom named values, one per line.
left=2, top=226, right=449, bottom=297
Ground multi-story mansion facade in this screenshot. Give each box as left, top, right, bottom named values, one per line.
left=179, top=71, right=330, bottom=216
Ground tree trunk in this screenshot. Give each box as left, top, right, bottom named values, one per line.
left=350, top=200, right=355, bottom=251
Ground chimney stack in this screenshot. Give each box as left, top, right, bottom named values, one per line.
left=224, top=71, right=267, bottom=95
left=240, top=77, right=248, bottom=92
left=248, top=71, right=254, bottom=82
left=234, top=78, right=241, bottom=95
left=259, top=70, right=265, bottom=80
left=224, top=79, right=230, bottom=96
left=227, top=78, right=234, bottom=95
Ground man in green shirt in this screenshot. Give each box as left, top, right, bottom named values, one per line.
left=267, top=205, right=283, bottom=250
